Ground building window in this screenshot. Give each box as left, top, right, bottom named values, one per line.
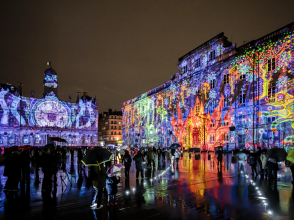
left=195, top=58, right=201, bottom=68
left=119, top=132, right=121, bottom=135
left=239, top=93, right=246, bottom=104
left=240, top=72, right=246, bottom=80
left=111, top=132, right=113, bottom=135
left=182, top=65, right=187, bottom=74
left=223, top=121, right=229, bottom=126
left=210, top=79, right=215, bottom=89
left=111, top=121, right=113, bottom=124
left=210, top=123, right=215, bottom=128
left=209, top=100, right=216, bottom=111
left=224, top=74, right=229, bottom=84
left=118, top=122, right=121, bottom=124
left=119, top=126, right=121, bottom=130
left=111, top=126, right=113, bottom=129
left=224, top=133, right=229, bottom=141
left=209, top=50, right=216, bottom=60
left=268, top=82, right=276, bottom=102
left=268, top=58, right=276, bottom=71
left=209, top=134, right=215, bottom=144
left=114, top=132, right=116, bottom=135
left=105, top=121, right=108, bottom=124
left=195, top=103, right=200, bottom=114
left=224, top=97, right=229, bottom=108
left=111, top=137, right=113, bottom=140
left=267, top=116, right=275, bottom=124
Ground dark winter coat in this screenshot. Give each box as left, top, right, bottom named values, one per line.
left=91, top=165, right=107, bottom=189
left=41, top=152, right=54, bottom=174
left=122, top=154, right=132, bottom=168
left=133, top=152, right=144, bottom=170
left=247, top=154, right=257, bottom=166
left=106, top=176, right=120, bottom=195
left=157, top=149, right=161, bottom=155
left=20, top=151, right=30, bottom=170
left=4, top=152, right=21, bottom=179
left=217, top=151, right=223, bottom=161
left=147, top=149, right=155, bottom=160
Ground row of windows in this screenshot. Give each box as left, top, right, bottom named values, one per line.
left=111, top=126, right=121, bottom=130
left=111, top=132, right=121, bottom=135
left=181, top=51, right=217, bottom=74
left=209, top=133, right=228, bottom=144
left=110, top=121, right=121, bottom=124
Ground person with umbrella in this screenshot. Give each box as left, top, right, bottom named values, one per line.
left=174, top=148, right=181, bottom=166
left=81, top=147, right=113, bottom=209
left=105, top=165, right=123, bottom=206
left=90, top=165, right=107, bottom=209
left=217, top=148, right=223, bottom=167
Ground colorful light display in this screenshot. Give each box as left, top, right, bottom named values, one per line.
left=122, top=23, right=294, bottom=151
left=0, top=67, right=98, bottom=147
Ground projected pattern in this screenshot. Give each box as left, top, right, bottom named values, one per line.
left=122, top=24, right=294, bottom=151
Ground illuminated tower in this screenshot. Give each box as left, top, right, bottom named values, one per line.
left=43, top=62, right=58, bottom=97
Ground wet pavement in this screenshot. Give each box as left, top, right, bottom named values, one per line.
left=0, top=152, right=293, bottom=220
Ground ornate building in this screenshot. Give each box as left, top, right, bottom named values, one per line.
left=0, top=66, right=98, bottom=146
left=122, top=22, right=294, bottom=151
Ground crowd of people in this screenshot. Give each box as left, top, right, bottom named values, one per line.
left=2, top=144, right=294, bottom=211
left=3, top=145, right=89, bottom=192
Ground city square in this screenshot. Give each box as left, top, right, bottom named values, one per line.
left=0, top=1, right=294, bottom=219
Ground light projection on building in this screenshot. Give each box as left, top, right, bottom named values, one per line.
left=0, top=67, right=98, bottom=146
left=122, top=23, right=294, bottom=151
left=33, top=99, right=69, bottom=128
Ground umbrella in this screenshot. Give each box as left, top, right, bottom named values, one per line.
left=267, top=148, right=287, bottom=162
left=120, top=146, right=128, bottom=150
left=49, top=137, right=67, bottom=143
left=107, top=164, right=124, bottom=174
left=286, top=149, right=294, bottom=164
left=18, top=145, right=33, bottom=151
left=82, top=147, right=113, bottom=166
left=6, top=146, right=19, bottom=152
left=170, top=143, right=181, bottom=148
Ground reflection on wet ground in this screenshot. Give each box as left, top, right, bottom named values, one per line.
left=0, top=152, right=293, bottom=219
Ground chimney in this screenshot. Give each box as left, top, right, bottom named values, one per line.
left=109, top=109, right=112, bottom=115
left=76, top=92, right=81, bottom=103
left=83, top=91, right=88, bottom=97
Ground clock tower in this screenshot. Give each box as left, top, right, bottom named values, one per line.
left=43, top=62, right=58, bottom=97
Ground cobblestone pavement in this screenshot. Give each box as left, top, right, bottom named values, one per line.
left=0, top=152, right=293, bottom=220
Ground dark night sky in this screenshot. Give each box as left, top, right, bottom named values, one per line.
left=1, top=0, right=293, bottom=112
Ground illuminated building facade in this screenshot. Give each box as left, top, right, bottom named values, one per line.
left=0, top=66, right=98, bottom=146
left=122, top=22, right=294, bottom=151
